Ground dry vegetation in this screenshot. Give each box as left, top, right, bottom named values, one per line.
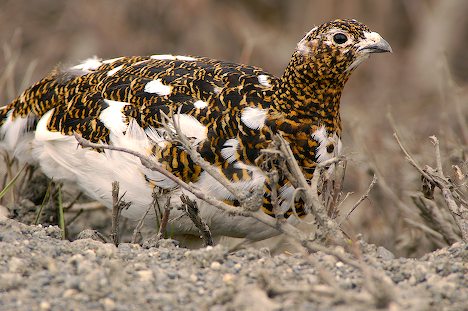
left=0, top=0, right=467, bottom=258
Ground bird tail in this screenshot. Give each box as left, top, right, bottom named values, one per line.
left=0, top=95, right=39, bottom=162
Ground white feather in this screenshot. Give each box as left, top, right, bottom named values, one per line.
left=171, top=114, right=207, bottom=145
left=107, top=65, right=124, bottom=76
left=145, top=126, right=168, bottom=148
left=144, top=79, right=172, bottom=96
left=241, top=107, right=267, bottom=130
left=71, top=57, right=102, bottom=72
left=33, top=116, right=156, bottom=219
left=311, top=126, right=342, bottom=171
left=193, top=100, right=208, bottom=109
left=35, top=109, right=65, bottom=141
left=99, top=99, right=128, bottom=133
left=175, top=55, right=197, bottom=61
left=257, top=75, right=272, bottom=87
left=150, top=54, right=197, bottom=61
left=0, top=109, right=36, bottom=163
left=0, top=110, right=29, bottom=150
left=220, top=138, right=239, bottom=163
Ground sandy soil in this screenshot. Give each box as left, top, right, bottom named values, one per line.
left=0, top=216, right=466, bottom=311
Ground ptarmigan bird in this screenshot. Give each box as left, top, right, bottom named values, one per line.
left=0, top=19, right=391, bottom=240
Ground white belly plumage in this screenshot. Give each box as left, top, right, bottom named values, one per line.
left=0, top=105, right=301, bottom=240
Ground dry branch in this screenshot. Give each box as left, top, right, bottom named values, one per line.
left=110, top=181, right=131, bottom=246
left=157, top=199, right=171, bottom=238
left=394, top=132, right=468, bottom=242
left=180, top=194, right=213, bottom=246
left=345, top=174, right=377, bottom=220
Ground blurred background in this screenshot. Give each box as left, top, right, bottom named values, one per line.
left=0, top=0, right=466, bottom=256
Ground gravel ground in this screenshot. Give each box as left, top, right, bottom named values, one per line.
left=0, top=216, right=467, bottom=311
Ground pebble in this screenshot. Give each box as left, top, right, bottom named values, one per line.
left=377, top=246, right=395, bottom=260
left=101, top=298, right=116, bottom=311
left=0, top=205, right=10, bottom=218
left=137, top=270, right=154, bottom=282
left=223, top=273, right=235, bottom=283
left=39, top=301, right=51, bottom=310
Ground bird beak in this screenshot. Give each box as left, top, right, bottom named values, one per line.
left=357, top=32, right=393, bottom=54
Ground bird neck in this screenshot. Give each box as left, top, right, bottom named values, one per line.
left=273, top=51, right=351, bottom=134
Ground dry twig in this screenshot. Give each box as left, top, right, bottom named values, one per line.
left=110, top=181, right=131, bottom=246
left=131, top=203, right=154, bottom=244
left=180, top=194, right=213, bottom=246
left=394, top=132, right=468, bottom=242
left=157, top=199, right=171, bottom=239
left=345, top=174, right=377, bottom=220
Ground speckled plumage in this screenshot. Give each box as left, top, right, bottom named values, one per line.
left=0, top=19, right=391, bottom=240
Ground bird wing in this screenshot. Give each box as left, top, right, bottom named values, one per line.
left=4, top=55, right=277, bottom=141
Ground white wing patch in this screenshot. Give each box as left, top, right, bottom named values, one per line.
left=175, top=55, right=197, bottom=61
left=99, top=99, right=128, bottom=133
left=193, top=100, right=208, bottom=109
left=257, top=75, right=272, bottom=87
left=71, top=57, right=102, bottom=72
left=35, top=109, right=65, bottom=142
left=221, top=138, right=239, bottom=163
left=107, top=65, right=124, bottom=76
left=172, top=114, right=207, bottom=145
left=144, top=79, right=172, bottom=96
left=241, top=107, right=267, bottom=130
left=311, top=126, right=342, bottom=164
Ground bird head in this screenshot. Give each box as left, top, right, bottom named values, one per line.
left=296, top=19, right=392, bottom=77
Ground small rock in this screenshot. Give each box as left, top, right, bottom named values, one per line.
left=76, top=229, right=107, bottom=242
left=0, top=272, right=23, bottom=290
left=232, top=285, right=279, bottom=311
left=8, top=257, right=25, bottom=273
left=44, top=225, right=62, bottom=239
left=155, top=239, right=180, bottom=249
left=377, top=246, right=395, bottom=260
left=210, top=261, right=221, bottom=270
left=101, top=297, right=116, bottom=311
left=62, top=289, right=78, bottom=298
left=0, top=204, right=10, bottom=218
left=223, top=273, right=235, bottom=283
left=322, top=254, right=337, bottom=265
left=39, top=301, right=51, bottom=310
left=137, top=270, right=154, bottom=282
left=96, top=243, right=117, bottom=258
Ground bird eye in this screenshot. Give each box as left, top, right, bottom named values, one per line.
left=333, top=33, right=348, bottom=44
